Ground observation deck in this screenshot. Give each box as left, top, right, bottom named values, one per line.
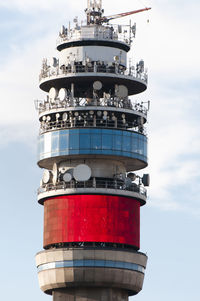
left=39, top=61, right=148, bottom=95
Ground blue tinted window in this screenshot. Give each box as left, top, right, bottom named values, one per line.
left=114, top=135, right=122, bottom=150
left=69, top=133, right=79, bottom=149
left=52, top=135, right=59, bottom=152
left=80, top=134, right=90, bottom=149
left=102, top=134, right=112, bottom=149
left=123, top=135, right=131, bottom=152
left=91, top=133, right=101, bottom=149
left=59, top=134, right=69, bottom=150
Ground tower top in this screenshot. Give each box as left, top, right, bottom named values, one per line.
left=85, top=0, right=151, bottom=25
left=85, top=0, right=104, bottom=25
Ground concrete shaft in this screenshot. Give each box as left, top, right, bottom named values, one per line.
left=53, top=288, right=128, bottom=301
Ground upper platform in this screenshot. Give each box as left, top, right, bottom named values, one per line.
left=57, top=24, right=131, bottom=52
left=39, top=65, right=147, bottom=96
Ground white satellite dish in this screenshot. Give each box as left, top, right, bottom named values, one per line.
left=59, top=88, right=67, bottom=101
left=52, top=163, right=58, bottom=185
left=49, top=87, right=58, bottom=100
left=47, top=116, right=51, bottom=122
left=93, top=81, right=102, bottom=91
left=116, top=85, right=128, bottom=98
left=63, top=172, right=72, bottom=183
left=42, top=116, right=47, bottom=121
left=56, top=113, right=60, bottom=120
left=73, top=164, right=91, bottom=181
left=62, top=113, right=68, bottom=122
left=42, top=170, right=51, bottom=184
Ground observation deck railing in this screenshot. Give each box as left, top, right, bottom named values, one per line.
left=39, top=63, right=148, bottom=83
left=39, top=119, right=146, bottom=135
left=38, top=179, right=147, bottom=198
left=56, top=25, right=130, bottom=46
left=35, top=98, right=148, bottom=116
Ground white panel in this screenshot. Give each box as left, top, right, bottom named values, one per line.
left=44, top=132, right=52, bottom=155
left=60, top=46, right=127, bottom=67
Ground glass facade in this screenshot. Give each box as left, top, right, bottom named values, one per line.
left=38, top=128, right=147, bottom=163
left=37, top=259, right=145, bottom=274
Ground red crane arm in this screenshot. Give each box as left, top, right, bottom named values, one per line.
left=102, top=7, right=151, bottom=22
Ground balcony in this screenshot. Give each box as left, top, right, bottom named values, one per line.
left=37, top=178, right=147, bottom=205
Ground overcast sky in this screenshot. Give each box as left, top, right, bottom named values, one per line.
left=0, top=0, right=200, bottom=300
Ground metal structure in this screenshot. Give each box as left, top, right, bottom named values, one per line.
left=35, top=1, right=150, bottom=300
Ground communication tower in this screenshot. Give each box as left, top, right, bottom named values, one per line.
left=35, top=1, right=151, bottom=300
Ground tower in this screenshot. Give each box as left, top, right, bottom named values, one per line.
left=35, top=1, right=150, bottom=300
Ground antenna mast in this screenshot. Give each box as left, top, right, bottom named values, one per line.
left=86, top=0, right=104, bottom=25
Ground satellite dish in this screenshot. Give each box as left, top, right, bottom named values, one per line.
left=116, top=85, right=128, bottom=98
left=103, top=111, right=108, bottom=116
left=51, top=57, right=58, bottom=68
left=62, top=113, right=68, bottom=121
left=52, top=163, right=58, bottom=185
left=47, top=116, right=51, bottom=122
left=49, top=87, right=58, bottom=100
left=42, top=116, right=47, bottom=121
left=42, top=170, right=51, bottom=184
left=93, top=81, right=102, bottom=91
left=63, top=172, right=72, bottom=183
left=97, top=111, right=102, bottom=117
left=142, top=174, right=150, bottom=187
left=73, top=164, right=91, bottom=181
left=127, top=173, right=137, bottom=181
left=56, top=113, right=60, bottom=120
left=59, top=88, right=67, bottom=101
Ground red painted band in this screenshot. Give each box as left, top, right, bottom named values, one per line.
left=43, top=195, right=140, bottom=249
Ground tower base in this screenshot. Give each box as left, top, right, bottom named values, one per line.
left=53, top=288, right=128, bottom=301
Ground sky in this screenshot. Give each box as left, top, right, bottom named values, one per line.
left=0, top=0, right=200, bottom=300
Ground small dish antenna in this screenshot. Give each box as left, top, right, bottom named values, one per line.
left=116, top=85, right=128, bottom=98
left=52, top=163, right=58, bottom=185
left=49, top=87, right=58, bottom=101
left=63, top=172, right=72, bottom=183
left=73, top=164, right=91, bottom=182
left=93, top=81, right=102, bottom=91
left=59, top=88, right=67, bottom=101
left=42, top=170, right=51, bottom=184
left=62, top=113, right=68, bottom=121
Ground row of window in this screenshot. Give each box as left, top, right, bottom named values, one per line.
left=37, top=259, right=145, bottom=274
left=38, top=128, right=147, bottom=162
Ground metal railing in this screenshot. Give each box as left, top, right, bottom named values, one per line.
left=38, top=179, right=147, bottom=198
left=39, top=62, right=148, bottom=83
left=39, top=119, right=146, bottom=135
left=56, top=26, right=130, bottom=46
left=35, top=97, right=148, bottom=116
